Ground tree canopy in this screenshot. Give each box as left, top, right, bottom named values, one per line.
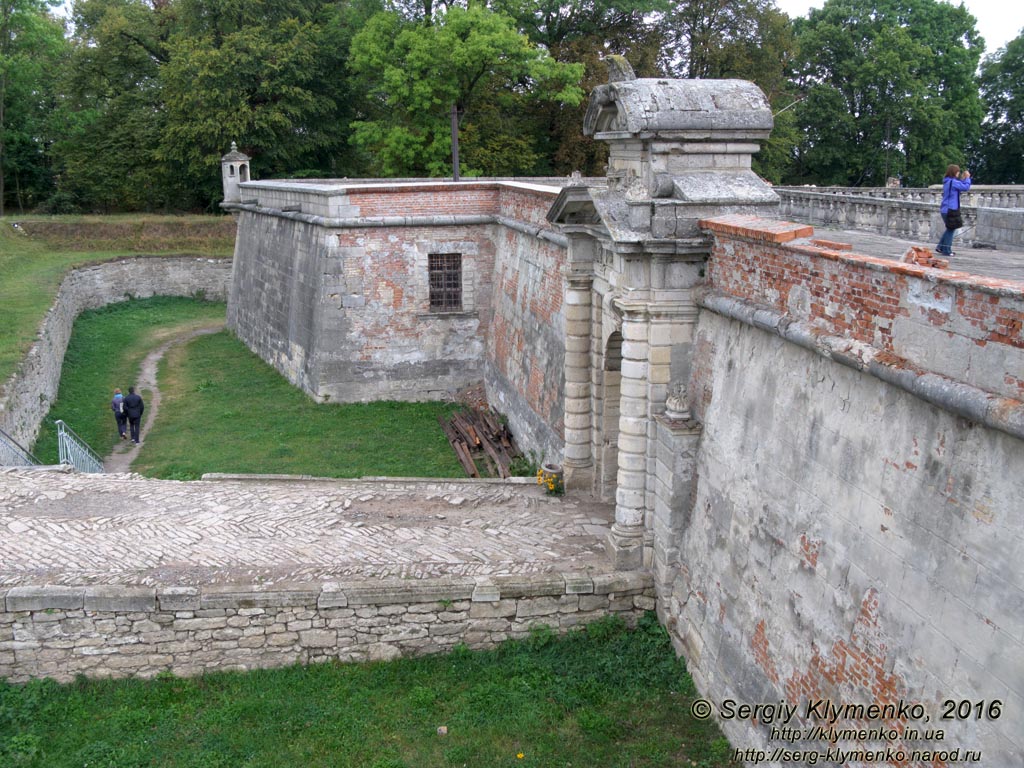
left=349, top=5, right=584, bottom=177
left=789, top=0, right=984, bottom=187
left=0, top=0, right=1009, bottom=213
left=975, top=32, right=1024, bottom=183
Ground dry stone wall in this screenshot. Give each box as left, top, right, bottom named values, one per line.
left=0, top=572, right=653, bottom=683
left=0, top=257, right=231, bottom=450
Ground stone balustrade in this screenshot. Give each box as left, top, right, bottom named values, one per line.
left=774, top=187, right=1024, bottom=249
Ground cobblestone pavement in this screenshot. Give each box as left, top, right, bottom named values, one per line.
left=0, top=468, right=613, bottom=587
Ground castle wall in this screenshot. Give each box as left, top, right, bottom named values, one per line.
left=0, top=257, right=231, bottom=451
left=1, top=572, right=653, bottom=683
left=226, top=180, right=567, bottom=461
left=657, top=217, right=1024, bottom=764
left=484, top=185, right=568, bottom=462
left=226, top=211, right=324, bottom=394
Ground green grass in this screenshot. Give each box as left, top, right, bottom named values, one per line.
left=0, top=614, right=735, bottom=768
left=31, top=297, right=228, bottom=463
left=135, top=329, right=464, bottom=479
left=0, top=217, right=233, bottom=386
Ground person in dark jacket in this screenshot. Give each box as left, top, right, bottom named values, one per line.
left=936, top=164, right=971, bottom=256
left=123, top=386, right=145, bottom=444
left=110, top=388, right=128, bottom=440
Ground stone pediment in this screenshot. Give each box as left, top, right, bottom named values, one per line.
left=584, top=79, right=773, bottom=140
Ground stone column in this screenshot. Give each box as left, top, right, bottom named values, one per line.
left=607, top=300, right=650, bottom=569
left=563, top=274, right=594, bottom=488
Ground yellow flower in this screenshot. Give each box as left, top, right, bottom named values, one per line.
left=517, top=753, right=524, bottom=760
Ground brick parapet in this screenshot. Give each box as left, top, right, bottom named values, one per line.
left=0, top=572, right=654, bottom=683
left=700, top=215, right=1024, bottom=402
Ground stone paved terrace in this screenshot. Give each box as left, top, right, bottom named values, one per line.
left=791, top=224, right=1024, bottom=283
left=0, top=468, right=614, bottom=588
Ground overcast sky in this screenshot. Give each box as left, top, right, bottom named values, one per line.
left=773, top=0, right=1024, bottom=56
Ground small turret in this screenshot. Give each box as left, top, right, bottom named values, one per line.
left=220, top=142, right=251, bottom=204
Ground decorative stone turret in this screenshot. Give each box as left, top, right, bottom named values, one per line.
left=221, top=142, right=251, bottom=205
left=547, top=73, right=778, bottom=570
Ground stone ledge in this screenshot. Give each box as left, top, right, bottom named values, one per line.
left=6, top=586, right=85, bottom=612
left=84, top=586, right=156, bottom=613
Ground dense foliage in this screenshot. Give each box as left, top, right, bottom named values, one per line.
left=1, top=0, right=1020, bottom=213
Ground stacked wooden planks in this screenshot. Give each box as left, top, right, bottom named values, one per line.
left=438, top=409, right=522, bottom=478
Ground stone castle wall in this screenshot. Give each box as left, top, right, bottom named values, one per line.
left=656, top=216, right=1024, bottom=765
left=226, top=180, right=568, bottom=460
left=0, top=257, right=231, bottom=451
left=485, top=185, right=569, bottom=462
left=0, top=572, right=653, bottom=683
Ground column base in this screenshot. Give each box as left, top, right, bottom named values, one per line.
left=563, top=459, right=593, bottom=491
left=606, top=523, right=645, bottom=570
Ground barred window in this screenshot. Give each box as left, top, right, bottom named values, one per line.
left=428, top=253, right=462, bottom=311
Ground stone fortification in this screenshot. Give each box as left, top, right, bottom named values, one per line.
left=1, top=572, right=653, bottom=683
left=225, top=179, right=569, bottom=462
left=0, top=257, right=231, bottom=450
left=651, top=215, right=1024, bottom=765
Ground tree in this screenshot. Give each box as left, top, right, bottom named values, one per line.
left=0, top=0, right=66, bottom=215
left=50, top=0, right=177, bottom=212
left=662, top=0, right=779, bottom=80
left=790, top=0, right=984, bottom=187
left=349, top=4, right=584, bottom=177
left=158, top=0, right=379, bottom=207
left=494, top=0, right=665, bottom=175
left=974, top=32, right=1024, bottom=183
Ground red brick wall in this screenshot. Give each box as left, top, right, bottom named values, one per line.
left=486, top=185, right=567, bottom=456
left=344, top=183, right=500, bottom=218
left=700, top=214, right=1024, bottom=400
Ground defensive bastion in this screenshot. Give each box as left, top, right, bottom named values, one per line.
left=221, top=73, right=1024, bottom=765
left=1, top=72, right=1021, bottom=766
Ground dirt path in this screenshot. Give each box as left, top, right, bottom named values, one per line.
left=104, top=323, right=224, bottom=473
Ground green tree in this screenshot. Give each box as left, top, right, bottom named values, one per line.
left=974, top=32, right=1024, bottom=183
left=790, top=0, right=984, bottom=187
left=494, top=0, right=665, bottom=175
left=0, top=0, right=66, bottom=214
left=349, top=4, right=584, bottom=177
left=50, top=0, right=177, bottom=212
left=159, top=0, right=379, bottom=207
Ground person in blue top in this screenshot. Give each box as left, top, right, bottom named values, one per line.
left=936, top=164, right=971, bottom=256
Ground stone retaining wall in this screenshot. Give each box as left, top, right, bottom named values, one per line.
left=0, top=572, right=653, bottom=683
left=650, top=215, right=1024, bottom=765
left=0, top=257, right=231, bottom=451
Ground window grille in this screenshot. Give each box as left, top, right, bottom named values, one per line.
left=428, top=253, right=462, bottom=311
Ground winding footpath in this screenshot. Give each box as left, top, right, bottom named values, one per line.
left=103, top=323, right=225, bottom=473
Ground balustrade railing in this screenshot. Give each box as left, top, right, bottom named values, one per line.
left=0, top=427, right=41, bottom=467
left=56, top=419, right=105, bottom=474
left=773, top=188, right=1009, bottom=247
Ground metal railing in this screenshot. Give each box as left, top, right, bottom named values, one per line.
left=0, top=427, right=41, bottom=467
left=55, top=420, right=105, bottom=474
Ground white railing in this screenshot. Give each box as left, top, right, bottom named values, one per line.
left=0, top=427, right=40, bottom=467
left=777, top=186, right=1024, bottom=210
left=55, top=420, right=105, bottom=474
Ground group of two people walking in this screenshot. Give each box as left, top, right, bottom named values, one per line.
left=111, top=387, right=144, bottom=444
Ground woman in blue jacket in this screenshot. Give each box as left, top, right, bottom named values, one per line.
left=936, top=164, right=971, bottom=256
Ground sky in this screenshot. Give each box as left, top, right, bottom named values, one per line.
left=773, top=0, right=1024, bottom=56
